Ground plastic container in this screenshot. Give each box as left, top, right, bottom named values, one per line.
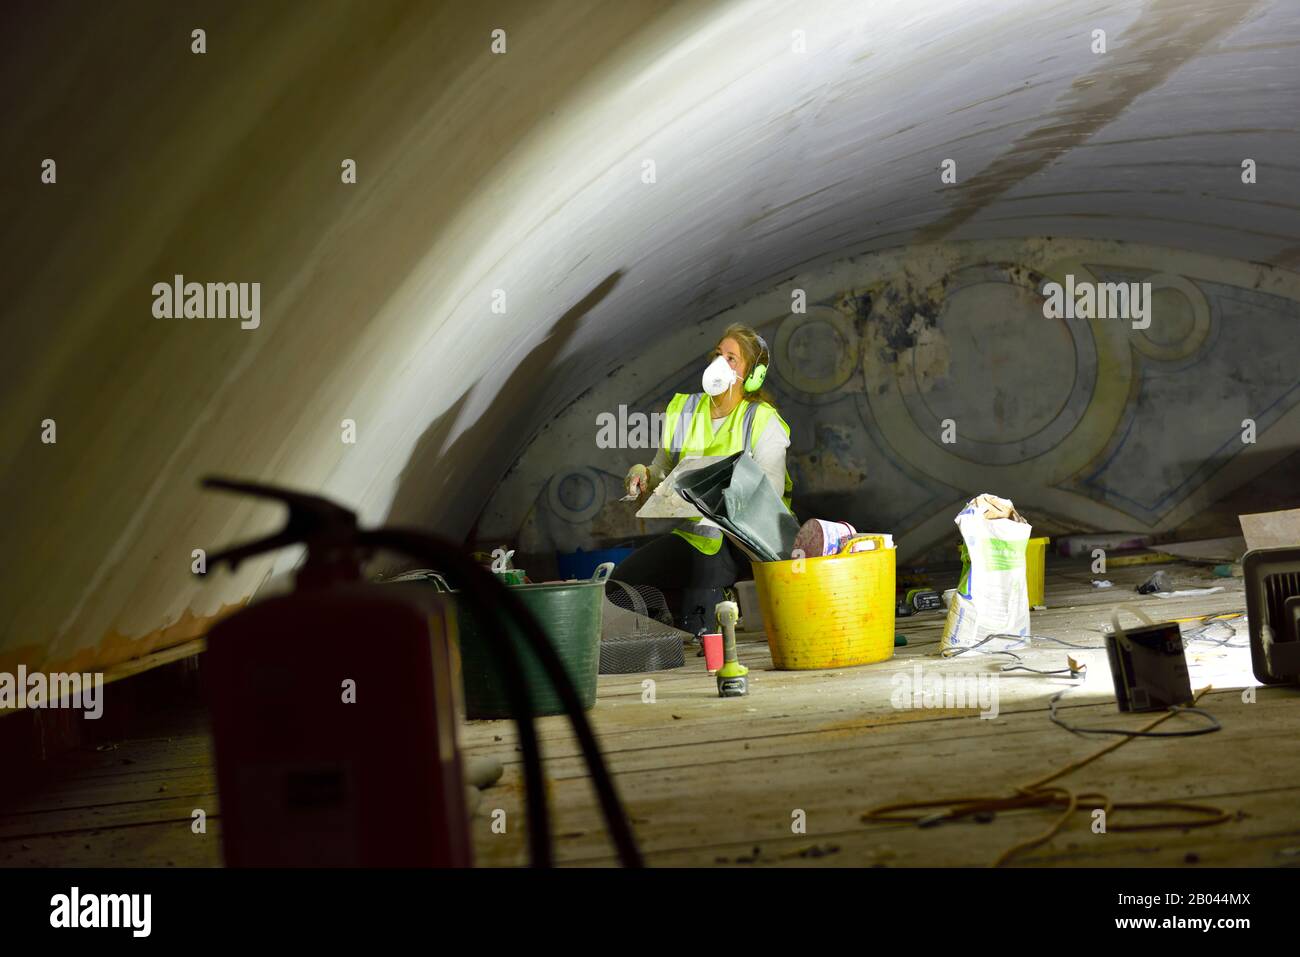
left=1026, top=537, right=1049, bottom=607
left=753, top=534, right=896, bottom=670
left=734, top=579, right=765, bottom=631
left=701, top=633, right=723, bottom=671
left=441, top=563, right=612, bottom=719
left=556, top=547, right=634, bottom=581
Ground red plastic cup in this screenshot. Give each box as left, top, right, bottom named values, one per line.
left=702, top=633, right=723, bottom=672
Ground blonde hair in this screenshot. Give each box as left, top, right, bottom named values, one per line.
left=717, top=323, right=778, bottom=408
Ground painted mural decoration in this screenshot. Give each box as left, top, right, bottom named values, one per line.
left=477, top=238, right=1300, bottom=566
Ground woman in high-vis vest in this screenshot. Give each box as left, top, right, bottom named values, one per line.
left=614, top=323, right=793, bottom=633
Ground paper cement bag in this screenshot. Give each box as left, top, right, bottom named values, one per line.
left=941, top=494, right=1032, bottom=656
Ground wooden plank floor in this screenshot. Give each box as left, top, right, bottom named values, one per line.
left=3, top=560, right=1298, bottom=867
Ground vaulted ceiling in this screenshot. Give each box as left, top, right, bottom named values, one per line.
left=2, top=0, right=1296, bottom=672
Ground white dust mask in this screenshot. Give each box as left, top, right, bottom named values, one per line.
left=702, top=354, right=738, bottom=396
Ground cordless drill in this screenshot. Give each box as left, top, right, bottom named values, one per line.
left=714, top=600, right=748, bottom=697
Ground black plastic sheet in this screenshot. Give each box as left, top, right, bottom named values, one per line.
left=674, top=451, right=799, bottom=563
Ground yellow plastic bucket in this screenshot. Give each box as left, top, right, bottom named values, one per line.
left=753, top=534, right=896, bottom=670
left=1026, top=536, right=1049, bottom=607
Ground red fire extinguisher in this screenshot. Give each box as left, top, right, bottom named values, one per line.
left=200, top=477, right=641, bottom=867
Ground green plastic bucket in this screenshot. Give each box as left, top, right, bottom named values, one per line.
left=443, top=563, right=612, bottom=720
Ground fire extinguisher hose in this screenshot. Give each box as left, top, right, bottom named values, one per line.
left=362, top=529, right=643, bottom=868
left=201, top=477, right=642, bottom=868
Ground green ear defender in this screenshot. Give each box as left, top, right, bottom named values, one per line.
left=743, top=333, right=771, bottom=393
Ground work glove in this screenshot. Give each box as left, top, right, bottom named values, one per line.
left=623, top=463, right=649, bottom=500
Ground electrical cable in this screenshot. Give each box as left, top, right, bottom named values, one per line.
left=203, top=481, right=564, bottom=867
left=364, top=529, right=644, bottom=868
left=884, top=601, right=1240, bottom=862
left=948, top=631, right=1108, bottom=654
left=1051, top=607, right=1224, bottom=737
left=1183, top=621, right=1248, bottom=648
left=870, top=598, right=1229, bottom=862
left=1176, top=611, right=1249, bottom=648
left=943, top=632, right=1027, bottom=658
left=1023, top=634, right=1106, bottom=650
left=1047, top=686, right=1222, bottom=738
left=861, top=687, right=1230, bottom=866
left=201, top=479, right=643, bottom=868
left=370, top=534, right=554, bottom=867
left=1175, top=610, right=1246, bottom=625
left=1001, top=663, right=1078, bottom=677
left=944, top=634, right=1082, bottom=675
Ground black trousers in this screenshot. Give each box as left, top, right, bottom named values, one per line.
left=612, top=532, right=751, bottom=633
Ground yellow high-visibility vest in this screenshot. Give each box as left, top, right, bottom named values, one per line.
left=660, top=392, right=793, bottom=555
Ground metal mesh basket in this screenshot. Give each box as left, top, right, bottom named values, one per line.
left=605, top=581, right=672, bottom=624
left=600, top=580, right=689, bottom=674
